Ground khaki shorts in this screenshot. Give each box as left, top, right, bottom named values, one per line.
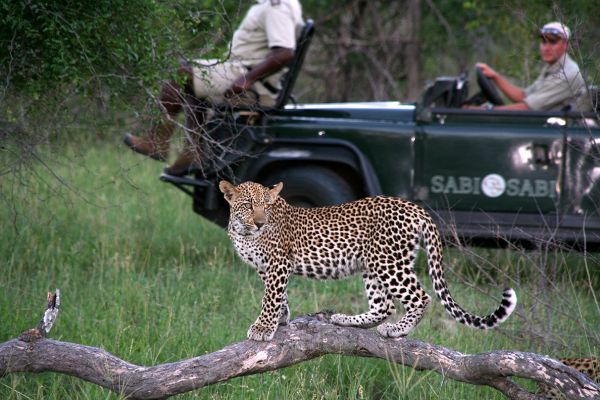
left=192, top=59, right=278, bottom=107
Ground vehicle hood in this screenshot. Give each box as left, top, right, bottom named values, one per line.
left=281, top=101, right=416, bottom=123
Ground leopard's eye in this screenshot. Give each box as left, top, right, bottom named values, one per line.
left=241, top=202, right=252, bottom=210
left=264, top=203, right=270, bottom=209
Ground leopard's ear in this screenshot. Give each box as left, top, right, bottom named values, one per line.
left=219, top=180, right=239, bottom=204
left=269, top=182, right=283, bottom=199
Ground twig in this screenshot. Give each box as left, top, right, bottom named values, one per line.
left=17, top=289, right=60, bottom=343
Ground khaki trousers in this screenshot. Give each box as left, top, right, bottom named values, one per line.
left=191, top=59, right=279, bottom=107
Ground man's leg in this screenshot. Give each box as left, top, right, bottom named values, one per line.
left=124, top=64, right=193, bottom=162
left=163, top=60, right=246, bottom=176
left=163, top=88, right=208, bottom=176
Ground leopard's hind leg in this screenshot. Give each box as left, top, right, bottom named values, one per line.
left=377, top=278, right=431, bottom=338
left=376, top=237, right=431, bottom=338
left=331, top=272, right=395, bottom=328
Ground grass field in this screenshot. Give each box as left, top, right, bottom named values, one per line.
left=1, top=140, right=599, bottom=399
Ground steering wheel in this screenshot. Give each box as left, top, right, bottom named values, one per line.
left=476, top=66, right=504, bottom=106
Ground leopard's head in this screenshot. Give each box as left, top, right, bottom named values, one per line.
left=219, top=180, right=283, bottom=236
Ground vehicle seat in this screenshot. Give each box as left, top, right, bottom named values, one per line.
left=421, top=75, right=469, bottom=109
left=273, top=19, right=315, bottom=109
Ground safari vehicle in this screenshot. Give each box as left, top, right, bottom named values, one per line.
left=161, top=20, right=600, bottom=247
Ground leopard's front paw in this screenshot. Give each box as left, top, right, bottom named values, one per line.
left=247, top=322, right=277, bottom=341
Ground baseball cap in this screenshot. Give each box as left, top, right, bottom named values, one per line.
left=540, top=22, right=570, bottom=40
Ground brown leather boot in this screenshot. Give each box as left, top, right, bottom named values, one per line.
left=123, top=122, right=173, bottom=162
left=163, top=146, right=201, bottom=176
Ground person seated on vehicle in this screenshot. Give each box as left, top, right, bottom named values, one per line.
left=476, top=22, right=591, bottom=112
left=124, top=0, right=304, bottom=176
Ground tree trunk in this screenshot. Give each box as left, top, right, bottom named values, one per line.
left=405, top=0, right=422, bottom=100
left=312, top=0, right=422, bottom=102
left=1, top=291, right=599, bottom=400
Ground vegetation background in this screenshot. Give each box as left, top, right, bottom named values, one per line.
left=1, top=0, right=599, bottom=398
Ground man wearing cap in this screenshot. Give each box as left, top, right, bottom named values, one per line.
left=476, top=22, right=590, bottom=112
left=124, top=0, right=304, bottom=176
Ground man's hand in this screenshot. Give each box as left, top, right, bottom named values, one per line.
left=475, top=62, right=525, bottom=103
left=476, top=62, right=500, bottom=80
left=224, top=47, right=295, bottom=99
left=224, top=75, right=253, bottom=98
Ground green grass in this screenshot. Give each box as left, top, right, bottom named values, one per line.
left=1, top=140, right=599, bottom=399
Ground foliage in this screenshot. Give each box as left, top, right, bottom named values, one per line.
left=420, top=0, right=600, bottom=87
left=2, top=1, right=599, bottom=116
left=0, top=0, right=246, bottom=98
left=0, top=0, right=250, bottom=179
left=2, top=0, right=169, bottom=97
left=0, top=141, right=598, bottom=399
left=1, top=4, right=599, bottom=397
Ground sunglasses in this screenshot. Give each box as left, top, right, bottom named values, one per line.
left=540, top=35, right=562, bottom=44
left=539, top=27, right=566, bottom=44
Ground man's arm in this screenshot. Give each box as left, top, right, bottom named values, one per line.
left=477, top=63, right=525, bottom=103
left=493, top=102, right=530, bottom=110
left=225, top=47, right=295, bottom=97
left=465, top=101, right=530, bottom=110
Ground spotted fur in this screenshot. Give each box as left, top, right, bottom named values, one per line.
left=219, top=180, right=517, bottom=341
left=538, top=358, right=600, bottom=399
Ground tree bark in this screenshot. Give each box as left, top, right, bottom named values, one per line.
left=1, top=293, right=599, bottom=400
left=313, top=0, right=421, bottom=102
left=405, top=0, right=422, bottom=100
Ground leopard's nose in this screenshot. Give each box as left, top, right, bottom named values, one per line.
left=253, top=211, right=266, bottom=229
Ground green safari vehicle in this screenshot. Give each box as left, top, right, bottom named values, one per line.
left=161, top=21, right=600, bottom=247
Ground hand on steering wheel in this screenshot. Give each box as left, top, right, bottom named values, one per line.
left=475, top=65, right=504, bottom=106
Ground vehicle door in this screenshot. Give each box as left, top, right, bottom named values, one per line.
left=415, top=111, right=564, bottom=215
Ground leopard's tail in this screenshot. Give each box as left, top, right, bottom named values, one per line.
left=421, top=216, right=517, bottom=329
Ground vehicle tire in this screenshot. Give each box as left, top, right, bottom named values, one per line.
left=261, top=165, right=357, bottom=208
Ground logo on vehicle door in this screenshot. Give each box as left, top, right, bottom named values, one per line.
left=480, top=174, right=506, bottom=198
left=430, top=174, right=556, bottom=198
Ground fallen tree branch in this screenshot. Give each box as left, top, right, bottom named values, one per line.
left=1, top=291, right=599, bottom=400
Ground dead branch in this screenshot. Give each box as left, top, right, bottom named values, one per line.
left=1, top=291, right=599, bottom=400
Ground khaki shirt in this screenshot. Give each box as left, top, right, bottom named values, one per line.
left=524, top=54, right=591, bottom=111
left=192, top=0, right=303, bottom=106
left=230, top=0, right=304, bottom=66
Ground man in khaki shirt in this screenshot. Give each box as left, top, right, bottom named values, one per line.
left=477, top=22, right=591, bottom=112
left=125, top=0, right=304, bottom=175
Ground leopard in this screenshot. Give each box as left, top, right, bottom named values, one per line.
left=219, top=180, right=517, bottom=341
left=537, top=357, right=600, bottom=399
